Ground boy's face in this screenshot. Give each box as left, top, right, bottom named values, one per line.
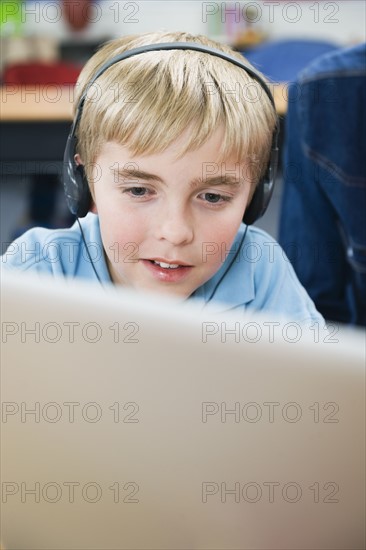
left=90, top=127, right=252, bottom=298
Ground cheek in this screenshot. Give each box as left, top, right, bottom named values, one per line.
left=200, top=218, right=243, bottom=269
left=211, top=202, right=244, bottom=239
left=97, top=200, right=146, bottom=257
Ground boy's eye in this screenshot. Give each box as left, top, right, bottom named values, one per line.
left=201, top=192, right=231, bottom=204
left=204, top=193, right=221, bottom=203
left=126, top=187, right=148, bottom=196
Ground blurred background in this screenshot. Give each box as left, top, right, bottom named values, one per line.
left=1, top=0, right=365, bottom=245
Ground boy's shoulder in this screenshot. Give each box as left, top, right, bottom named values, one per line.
left=245, top=225, right=296, bottom=281
left=1, top=213, right=104, bottom=279
left=231, top=224, right=300, bottom=294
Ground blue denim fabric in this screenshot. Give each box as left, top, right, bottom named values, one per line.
left=279, top=44, right=366, bottom=326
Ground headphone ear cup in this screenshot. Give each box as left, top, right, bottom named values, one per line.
left=243, top=178, right=265, bottom=225
left=74, top=164, right=92, bottom=218
left=243, top=146, right=279, bottom=225
left=63, top=135, right=92, bottom=217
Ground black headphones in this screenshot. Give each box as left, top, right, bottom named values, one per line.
left=63, top=42, right=279, bottom=225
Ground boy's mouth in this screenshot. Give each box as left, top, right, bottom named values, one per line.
left=150, top=260, right=180, bottom=269
left=142, top=258, right=193, bottom=283
left=147, top=258, right=193, bottom=269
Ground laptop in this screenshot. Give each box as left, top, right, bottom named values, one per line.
left=1, top=271, right=365, bottom=549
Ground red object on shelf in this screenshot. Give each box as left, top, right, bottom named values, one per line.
left=3, top=61, right=81, bottom=85
left=62, top=0, right=93, bottom=31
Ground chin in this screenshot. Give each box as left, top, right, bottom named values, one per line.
left=143, top=284, right=191, bottom=300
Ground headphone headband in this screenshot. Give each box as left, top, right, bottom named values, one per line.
left=64, top=41, right=279, bottom=222
left=73, top=42, right=277, bottom=131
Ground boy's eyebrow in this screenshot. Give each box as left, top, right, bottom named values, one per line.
left=190, top=175, right=242, bottom=188
left=112, top=167, right=242, bottom=187
left=112, top=168, right=164, bottom=183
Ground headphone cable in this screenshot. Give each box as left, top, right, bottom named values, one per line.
left=206, top=224, right=249, bottom=304
left=76, top=217, right=103, bottom=286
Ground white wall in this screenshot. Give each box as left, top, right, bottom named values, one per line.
left=263, top=1, right=366, bottom=44
left=20, top=1, right=208, bottom=40
left=20, top=1, right=366, bottom=45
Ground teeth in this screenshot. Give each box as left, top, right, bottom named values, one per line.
left=153, top=261, right=180, bottom=269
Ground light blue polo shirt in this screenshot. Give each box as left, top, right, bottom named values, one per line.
left=1, top=213, right=322, bottom=324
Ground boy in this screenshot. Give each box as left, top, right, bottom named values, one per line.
left=2, top=31, right=322, bottom=323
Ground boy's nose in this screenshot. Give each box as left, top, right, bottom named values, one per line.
left=154, top=205, right=194, bottom=246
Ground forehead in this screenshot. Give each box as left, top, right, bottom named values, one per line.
left=97, top=125, right=241, bottom=167
left=95, top=138, right=250, bottom=190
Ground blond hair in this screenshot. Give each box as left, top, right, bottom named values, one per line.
left=74, top=31, right=277, bottom=195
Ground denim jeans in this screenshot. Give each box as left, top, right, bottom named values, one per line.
left=278, top=44, right=366, bottom=326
